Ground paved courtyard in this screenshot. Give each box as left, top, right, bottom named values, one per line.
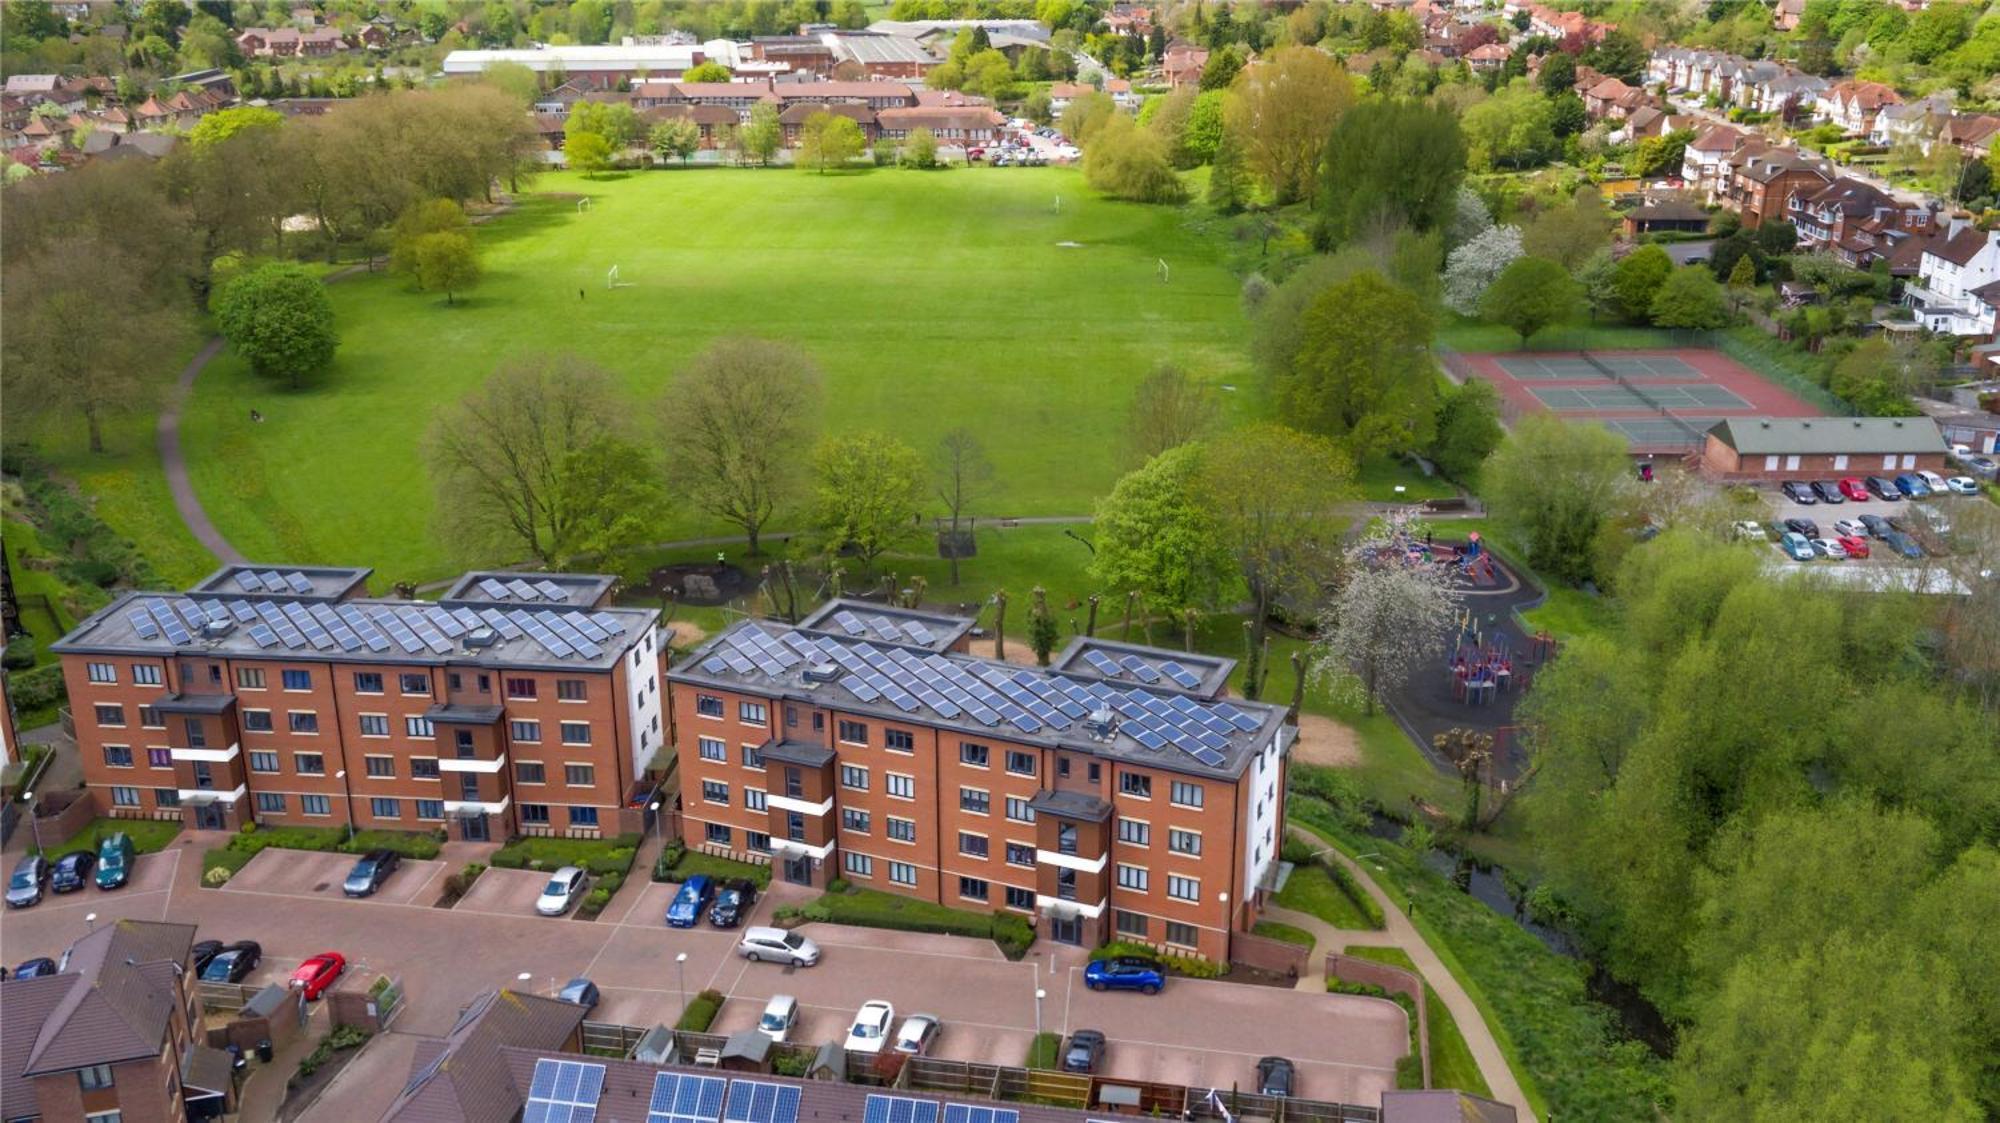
left=0, top=835, right=1406, bottom=1109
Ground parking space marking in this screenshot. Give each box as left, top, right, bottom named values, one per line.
left=212, top=882, right=442, bottom=913
left=406, top=860, right=449, bottom=904
left=22, top=886, right=173, bottom=914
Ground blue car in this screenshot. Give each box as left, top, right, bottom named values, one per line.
left=1880, top=530, right=1925, bottom=559
left=1778, top=532, right=1815, bottom=561
left=1084, top=956, right=1166, bottom=994
left=1893, top=473, right=1930, bottom=499
left=665, top=875, right=714, bottom=928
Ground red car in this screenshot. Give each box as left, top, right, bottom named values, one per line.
left=289, top=951, right=346, bottom=1000
left=1838, top=478, right=1870, bottom=502
left=1837, top=535, right=1870, bottom=558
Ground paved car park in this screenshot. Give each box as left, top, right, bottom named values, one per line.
left=1760, top=483, right=1970, bottom=565
left=452, top=865, right=579, bottom=918
left=1, top=838, right=1405, bottom=1108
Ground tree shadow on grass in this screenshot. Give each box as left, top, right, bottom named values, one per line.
left=471, top=194, right=584, bottom=249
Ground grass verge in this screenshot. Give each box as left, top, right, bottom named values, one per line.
left=1343, top=944, right=1492, bottom=1098
left=1251, top=920, right=1316, bottom=949
left=1275, top=863, right=1383, bottom=931
left=1025, top=1032, right=1062, bottom=1070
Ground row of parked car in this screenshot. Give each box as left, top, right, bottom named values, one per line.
left=5, top=832, right=138, bottom=910
left=1778, top=470, right=1981, bottom=506
left=1749, top=509, right=1947, bottom=561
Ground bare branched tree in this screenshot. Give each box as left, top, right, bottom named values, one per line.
left=1127, top=362, right=1219, bottom=464
left=933, top=427, right=995, bottom=586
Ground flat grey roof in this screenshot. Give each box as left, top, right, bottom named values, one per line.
left=1051, top=637, right=1235, bottom=698
left=441, top=571, right=618, bottom=610
left=191, top=563, right=371, bottom=601
left=796, top=598, right=973, bottom=652
left=1709, top=416, right=1947, bottom=455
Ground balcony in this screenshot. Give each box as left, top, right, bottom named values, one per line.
left=169, top=742, right=240, bottom=763
left=437, top=754, right=508, bottom=773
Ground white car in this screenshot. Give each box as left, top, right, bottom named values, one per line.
left=845, top=1000, right=895, bottom=1054
left=1833, top=518, right=1869, bottom=539
left=1916, top=469, right=1948, bottom=494
left=1944, top=476, right=1980, bottom=495
left=1813, top=537, right=1848, bottom=559
left=893, top=1014, right=942, bottom=1055
left=1732, top=520, right=1764, bottom=541
left=758, top=995, right=799, bottom=1043
left=736, top=926, right=820, bottom=967
left=535, top=866, right=587, bottom=916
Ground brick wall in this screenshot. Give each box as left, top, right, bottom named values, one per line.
left=1326, top=952, right=1429, bottom=1087
left=1228, top=930, right=1308, bottom=978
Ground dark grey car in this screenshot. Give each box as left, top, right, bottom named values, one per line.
left=6, top=855, right=48, bottom=909
left=342, top=849, right=401, bottom=897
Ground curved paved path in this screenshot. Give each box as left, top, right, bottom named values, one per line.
left=1283, top=823, right=1536, bottom=1121
left=159, top=336, right=239, bottom=564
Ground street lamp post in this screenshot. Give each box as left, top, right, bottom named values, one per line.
left=675, top=952, right=688, bottom=1018
left=1034, top=987, right=1046, bottom=1043
left=335, top=770, right=355, bottom=846
left=649, top=800, right=663, bottom=843
left=85, top=912, right=97, bottom=932
left=22, top=790, right=42, bottom=854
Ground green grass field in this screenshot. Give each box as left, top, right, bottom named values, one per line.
left=179, top=167, right=1254, bottom=585
left=1343, top=944, right=1493, bottom=1099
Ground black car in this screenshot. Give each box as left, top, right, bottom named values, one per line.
left=707, top=878, right=759, bottom=928
left=1809, top=480, right=1845, bottom=504
left=342, top=849, right=401, bottom=897
left=1782, top=517, right=1820, bottom=539
left=1256, top=1056, right=1296, bottom=1098
left=1866, top=476, right=1903, bottom=501
left=13, top=957, right=58, bottom=980
left=198, top=941, right=262, bottom=983
left=48, top=850, right=97, bottom=894
left=1062, top=1029, right=1106, bottom=1074
left=1859, top=513, right=1894, bottom=538
left=1779, top=480, right=1817, bottom=504
left=191, top=940, right=224, bottom=974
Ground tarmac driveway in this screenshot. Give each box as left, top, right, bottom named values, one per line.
left=453, top=866, right=571, bottom=919
left=220, top=848, right=449, bottom=907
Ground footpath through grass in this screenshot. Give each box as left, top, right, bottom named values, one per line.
left=182, top=167, right=1255, bottom=583
left=1342, top=944, right=1492, bottom=1099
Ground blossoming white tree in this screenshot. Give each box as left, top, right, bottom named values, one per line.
left=1443, top=223, right=1524, bottom=316
left=1313, top=529, right=1465, bottom=715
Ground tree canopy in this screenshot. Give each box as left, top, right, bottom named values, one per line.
left=1282, top=271, right=1437, bottom=458
left=667, top=337, right=822, bottom=557
left=215, top=262, right=338, bottom=389
left=1318, top=98, right=1467, bottom=241
left=1090, top=444, right=1232, bottom=619
left=1481, top=255, right=1577, bottom=345
left=809, top=432, right=927, bottom=572
left=1482, top=413, right=1631, bottom=584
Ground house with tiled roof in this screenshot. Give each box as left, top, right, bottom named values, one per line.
left=1907, top=221, right=2000, bottom=338
left=1817, top=80, right=1901, bottom=135
left=383, top=988, right=586, bottom=1122
left=1789, top=176, right=1933, bottom=266
left=1465, top=42, right=1511, bottom=71
left=1161, top=40, right=1208, bottom=88
left=1723, top=145, right=1832, bottom=229
left=1681, top=124, right=1745, bottom=200
left=1869, top=94, right=1953, bottom=150
left=1938, top=113, right=2000, bottom=162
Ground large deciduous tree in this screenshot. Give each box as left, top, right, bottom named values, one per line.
left=932, top=428, right=995, bottom=586
left=1282, top=271, right=1437, bottom=457
left=1222, top=46, right=1354, bottom=205
left=649, top=118, right=702, bottom=165
left=1427, top=378, right=1504, bottom=481
left=411, top=232, right=482, bottom=305
left=1090, top=444, right=1231, bottom=621
left=1318, top=99, right=1466, bottom=242
left=1126, top=362, right=1219, bottom=463
left=799, top=110, right=865, bottom=173
left=1461, top=80, right=1555, bottom=171
left=1313, top=535, right=1463, bottom=715
left=1649, top=264, right=1730, bottom=329
left=425, top=353, right=662, bottom=568
left=808, top=433, right=927, bottom=572
left=1612, top=244, right=1674, bottom=322
left=1521, top=186, right=1613, bottom=271
left=1482, top=413, right=1631, bottom=584
left=740, top=102, right=782, bottom=165
left=666, top=337, right=821, bottom=557
left=1442, top=223, right=1524, bottom=315
left=1082, top=113, right=1186, bottom=203
left=215, top=262, right=338, bottom=389
left=1481, top=255, right=1577, bottom=346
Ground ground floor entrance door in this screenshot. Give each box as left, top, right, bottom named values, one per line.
left=459, top=814, right=488, bottom=842
left=783, top=854, right=812, bottom=885
left=194, top=803, right=225, bottom=831
left=1050, top=914, right=1082, bottom=945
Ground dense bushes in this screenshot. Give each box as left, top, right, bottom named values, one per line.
left=791, top=885, right=1036, bottom=960
left=296, top=1024, right=371, bottom=1079
left=201, top=847, right=255, bottom=885
left=227, top=823, right=442, bottom=859
left=491, top=833, right=640, bottom=874
left=676, top=988, right=725, bottom=1032
left=652, top=844, right=772, bottom=888
left=1088, top=940, right=1226, bottom=978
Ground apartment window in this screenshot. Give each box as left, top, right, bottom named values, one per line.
left=139, top=706, right=164, bottom=729
left=1005, top=885, right=1035, bottom=910
left=565, top=763, right=594, bottom=787
left=958, top=832, right=989, bottom=858
left=510, top=720, right=541, bottom=743
left=1164, top=921, right=1199, bottom=948
left=411, top=758, right=440, bottom=779
left=184, top=720, right=207, bottom=749
left=1171, top=781, right=1204, bottom=808
left=155, top=788, right=180, bottom=809
left=745, top=788, right=768, bottom=812
left=958, top=876, right=989, bottom=901
left=837, top=720, right=867, bottom=745
left=505, top=677, right=537, bottom=699
left=353, top=672, right=384, bottom=694
left=86, top=662, right=117, bottom=684
left=1169, top=829, right=1202, bottom=856
left=1116, top=910, right=1149, bottom=938
left=959, top=787, right=990, bottom=815
left=371, top=798, right=400, bottom=818
left=698, top=736, right=726, bottom=762
left=365, top=755, right=395, bottom=778
left=705, top=823, right=733, bottom=845
left=147, top=748, right=172, bottom=769
left=1089, top=762, right=1101, bottom=783
left=1117, top=864, right=1150, bottom=891
left=407, top=716, right=436, bottom=738
left=237, top=667, right=266, bottom=689
left=886, top=816, right=916, bottom=843
left=1056, top=867, right=1077, bottom=900
left=1005, top=750, right=1035, bottom=777
left=570, top=806, right=600, bottom=828
left=109, top=786, right=140, bottom=807
left=746, top=831, right=772, bottom=853
left=702, top=780, right=729, bottom=804
left=516, top=762, right=546, bottom=784
left=885, top=729, right=914, bottom=752
left=959, top=741, right=989, bottom=767
left=844, top=851, right=874, bottom=877
left=1005, top=797, right=1035, bottom=823
left=77, top=1064, right=115, bottom=1092
left=242, top=709, right=273, bottom=733
left=295, top=752, right=325, bottom=775
left=1119, top=771, right=1152, bottom=799
left=841, top=764, right=869, bottom=790
left=742, top=743, right=765, bottom=769
left=782, top=767, right=803, bottom=798
left=784, top=707, right=798, bottom=728
left=281, top=669, right=312, bottom=691
left=1167, top=875, right=1199, bottom=902
left=1005, top=842, right=1034, bottom=867
left=301, top=794, right=330, bottom=816
left=94, top=704, right=126, bottom=727
left=417, top=800, right=445, bottom=820
left=255, top=792, right=286, bottom=814
left=359, top=714, right=389, bottom=737
left=885, top=773, right=915, bottom=800
left=132, top=664, right=162, bottom=686
left=888, top=861, right=917, bottom=886
left=843, top=808, right=871, bottom=833
left=248, top=750, right=280, bottom=773
left=1057, top=823, right=1078, bottom=855
left=521, top=804, right=551, bottom=824
left=103, top=745, right=133, bottom=767
left=696, top=694, right=724, bottom=718
left=557, top=679, right=588, bottom=701
left=739, top=701, right=767, bottom=725
left=1118, top=818, right=1151, bottom=846
left=785, top=811, right=805, bottom=842
left=289, top=711, right=319, bottom=734
left=559, top=722, right=590, bottom=745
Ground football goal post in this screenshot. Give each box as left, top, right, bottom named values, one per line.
left=577, top=197, right=591, bottom=214
left=606, top=265, right=620, bottom=289
left=1157, top=258, right=1170, bottom=284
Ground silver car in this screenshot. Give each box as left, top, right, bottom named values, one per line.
left=536, top=866, right=587, bottom=916
left=7, top=854, right=48, bottom=908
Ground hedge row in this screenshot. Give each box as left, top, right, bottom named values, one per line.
left=1088, top=940, right=1227, bottom=979
left=652, top=842, right=772, bottom=888
left=226, top=823, right=442, bottom=859
left=775, top=887, right=1036, bottom=959
left=676, top=988, right=725, bottom=1032
left=491, top=833, right=641, bottom=875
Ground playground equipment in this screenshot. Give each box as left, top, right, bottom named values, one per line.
left=1446, top=607, right=1514, bottom=706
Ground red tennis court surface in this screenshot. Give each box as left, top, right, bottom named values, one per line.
left=1441, top=348, right=1827, bottom=454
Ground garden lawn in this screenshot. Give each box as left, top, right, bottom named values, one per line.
left=1343, top=944, right=1492, bottom=1099
left=1274, top=863, right=1378, bottom=930
left=1251, top=919, right=1316, bottom=949
left=181, top=167, right=1255, bottom=585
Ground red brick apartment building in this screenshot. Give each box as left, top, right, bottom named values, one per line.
left=671, top=600, right=1292, bottom=963
left=51, top=565, right=667, bottom=843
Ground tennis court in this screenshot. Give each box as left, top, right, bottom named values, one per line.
left=1531, top=384, right=1750, bottom=411
left=1603, top=417, right=1731, bottom=444
left=1496, top=353, right=1703, bottom=380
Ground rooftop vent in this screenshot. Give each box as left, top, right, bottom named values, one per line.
left=464, top=627, right=499, bottom=649
left=1083, top=707, right=1117, bottom=740
left=803, top=662, right=841, bottom=684
left=201, top=619, right=236, bottom=640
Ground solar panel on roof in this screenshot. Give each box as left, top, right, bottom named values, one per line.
left=1084, top=649, right=1120, bottom=676
left=1158, top=660, right=1202, bottom=689
left=248, top=624, right=280, bottom=647
left=832, top=610, right=866, bottom=636
left=864, top=1095, right=940, bottom=1123
left=535, top=579, right=569, bottom=600
left=284, top=571, right=314, bottom=594
left=648, top=1073, right=727, bottom=1123
left=256, top=570, right=288, bottom=592
left=903, top=621, right=935, bottom=645
left=1191, top=747, right=1227, bottom=767
left=232, top=571, right=261, bottom=592
left=525, top=1058, right=606, bottom=1123
left=723, top=1080, right=801, bottom=1123
left=478, top=578, right=511, bottom=599
left=128, top=610, right=161, bottom=639
left=506, top=579, right=540, bottom=600
left=1119, top=655, right=1163, bottom=684
left=942, top=1105, right=1019, bottom=1123
left=226, top=601, right=256, bottom=622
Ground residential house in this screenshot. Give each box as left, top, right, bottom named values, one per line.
left=236, top=27, right=351, bottom=57
left=0, top=919, right=234, bottom=1123
left=1583, top=76, right=1635, bottom=119
left=1681, top=124, right=1746, bottom=200
left=1938, top=114, right=2000, bottom=162
left=671, top=601, right=1291, bottom=962
left=1047, top=82, right=1094, bottom=112
left=1868, top=94, right=1952, bottom=150
left=1161, top=40, right=1208, bottom=88
left=1817, top=80, right=1901, bottom=135
left=1105, top=5, right=1154, bottom=35
left=1103, top=78, right=1138, bottom=111
left=1465, top=42, right=1512, bottom=72
left=1773, top=0, right=1807, bottom=30
left=1623, top=199, right=1710, bottom=237
left=50, top=565, right=668, bottom=842
left=1906, top=222, right=2000, bottom=337
left=1789, top=176, right=1933, bottom=267
left=1724, top=146, right=1832, bottom=229
left=382, top=988, right=587, bottom=1122
left=1700, top=417, right=1950, bottom=481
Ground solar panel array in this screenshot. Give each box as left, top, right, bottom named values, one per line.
left=865, top=1096, right=940, bottom=1123
left=649, top=1073, right=728, bottom=1123
left=723, top=1080, right=802, bottom=1123
left=700, top=626, right=1265, bottom=769
left=121, top=595, right=630, bottom=664
left=524, top=1058, right=606, bottom=1123
left=229, top=568, right=319, bottom=595
left=476, top=576, right=575, bottom=603
left=1078, top=648, right=1205, bottom=691
left=826, top=609, right=940, bottom=648
left=943, top=1106, right=1020, bottom=1123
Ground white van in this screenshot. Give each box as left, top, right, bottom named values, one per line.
left=758, top=995, right=799, bottom=1043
